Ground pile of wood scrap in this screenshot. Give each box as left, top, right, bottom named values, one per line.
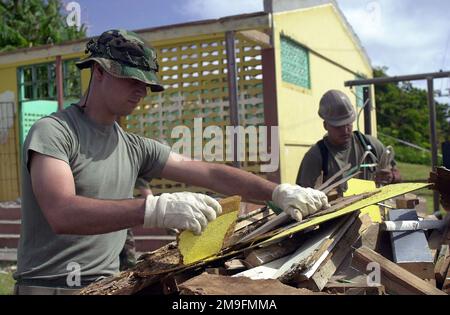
left=429, top=167, right=450, bottom=211
left=79, top=183, right=449, bottom=295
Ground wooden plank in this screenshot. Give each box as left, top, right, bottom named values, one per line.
left=443, top=266, right=450, bottom=294
left=241, top=192, right=373, bottom=245
left=237, top=212, right=290, bottom=244
left=238, top=30, right=271, bottom=48
left=434, top=244, right=450, bottom=288
left=352, top=246, right=447, bottom=295
left=259, top=183, right=431, bottom=246
left=0, top=12, right=271, bottom=65
left=234, top=207, right=274, bottom=231
left=274, top=215, right=354, bottom=282
left=388, top=209, right=434, bottom=279
left=395, top=196, right=419, bottom=209
left=298, top=214, right=372, bottom=291
left=325, top=279, right=385, bottom=295
left=232, top=256, right=290, bottom=280
left=244, top=235, right=302, bottom=267
left=179, top=273, right=326, bottom=295
left=317, top=163, right=351, bottom=191
left=294, top=214, right=358, bottom=282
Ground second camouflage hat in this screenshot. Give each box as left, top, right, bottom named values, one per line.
left=76, top=29, right=164, bottom=92
left=318, top=90, right=356, bottom=126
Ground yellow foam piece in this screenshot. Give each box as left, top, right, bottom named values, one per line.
left=178, top=196, right=241, bottom=265
left=345, top=178, right=382, bottom=223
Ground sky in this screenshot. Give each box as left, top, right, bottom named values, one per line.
left=61, top=0, right=450, bottom=104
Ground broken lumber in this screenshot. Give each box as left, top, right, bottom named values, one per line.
left=282, top=214, right=358, bottom=284
left=297, top=214, right=372, bottom=291
left=233, top=256, right=288, bottom=280
left=435, top=244, right=450, bottom=288
left=387, top=209, right=434, bottom=279
left=79, top=242, right=183, bottom=295
left=244, top=235, right=302, bottom=267
left=352, top=246, right=447, bottom=295
left=179, top=273, right=326, bottom=295
left=443, top=267, right=450, bottom=294
left=395, top=196, right=419, bottom=209
left=272, top=216, right=352, bottom=282
left=259, top=183, right=431, bottom=247
left=324, top=277, right=385, bottom=295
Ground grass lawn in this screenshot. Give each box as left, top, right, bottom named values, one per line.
left=0, top=263, right=15, bottom=295
left=396, top=162, right=441, bottom=214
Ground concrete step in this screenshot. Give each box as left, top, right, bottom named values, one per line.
left=0, top=220, right=21, bottom=235
left=0, top=206, right=21, bottom=221
left=0, top=222, right=170, bottom=238
left=0, top=234, right=174, bottom=253
left=0, top=234, right=19, bottom=248
left=0, top=248, right=17, bottom=261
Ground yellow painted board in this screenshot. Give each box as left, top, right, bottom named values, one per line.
left=178, top=210, right=239, bottom=265
left=178, top=196, right=241, bottom=265
left=259, top=183, right=431, bottom=246
left=345, top=178, right=382, bottom=223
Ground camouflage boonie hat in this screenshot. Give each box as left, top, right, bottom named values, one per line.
left=76, top=29, right=164, bottom=92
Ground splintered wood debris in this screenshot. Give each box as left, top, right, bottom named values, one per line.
left=79, top=182, right=449, bottom=295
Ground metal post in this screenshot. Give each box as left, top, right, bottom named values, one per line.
left=56, top=56, right=64, bottom=111
left=225, top=31, right=240, bottom=168
left=427, top=78, right=439, bottom=211
left=363, top=86, right=372, bottom=135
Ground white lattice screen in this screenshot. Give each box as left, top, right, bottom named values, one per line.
left=124, top=35, right=266, bottom=194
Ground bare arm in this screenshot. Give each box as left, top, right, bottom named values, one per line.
left=30, top=151, right=145, bottom=235
left=392, top=167, right=402, bottom=183
left=161, top=152, right=277, bottom=203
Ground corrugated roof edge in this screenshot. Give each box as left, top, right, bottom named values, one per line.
left=0, top=11, right=269, bottom=59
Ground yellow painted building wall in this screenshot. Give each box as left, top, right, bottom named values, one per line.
left=272, top=4, right=375, bottom=184
left=0, top=66, right=20, bottom=201
left=0, top=6, right=376, bottom=200
left=0, top=53, right=85, bottom=201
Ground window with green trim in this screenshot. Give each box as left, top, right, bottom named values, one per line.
left=18, top=59, right=81, bottom=102
left=355, top=74, right=368, bottom=108
left=356, top=85, right=364, bottom=107
left=280, top=35, right=311, bottom=89
left=63, top=59, right=82, bottom=99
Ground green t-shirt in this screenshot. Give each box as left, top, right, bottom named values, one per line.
left=296, top=133, right=394, bottom=192
left=14, top=104, right=170, bottom=285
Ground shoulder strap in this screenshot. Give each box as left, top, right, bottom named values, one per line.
left=354, top=130, right=377, bottom=158
left=317, top=140, right=329, bottom=177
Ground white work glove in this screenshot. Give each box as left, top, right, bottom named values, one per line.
left=272, top=184, right=330, bottom=222
left=144, top=192, right=222, bottom=235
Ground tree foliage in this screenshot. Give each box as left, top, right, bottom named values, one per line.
left=0, top=0, right=86, bottom=52
left=374, top=67, right=450, bottom=164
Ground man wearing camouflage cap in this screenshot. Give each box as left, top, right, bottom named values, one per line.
left=296, top=89, right=401, bottom=194
left=15, top=29, right=330, bottom=294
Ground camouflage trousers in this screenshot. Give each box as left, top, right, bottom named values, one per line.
left=119, top=229, right=137, bottom=271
